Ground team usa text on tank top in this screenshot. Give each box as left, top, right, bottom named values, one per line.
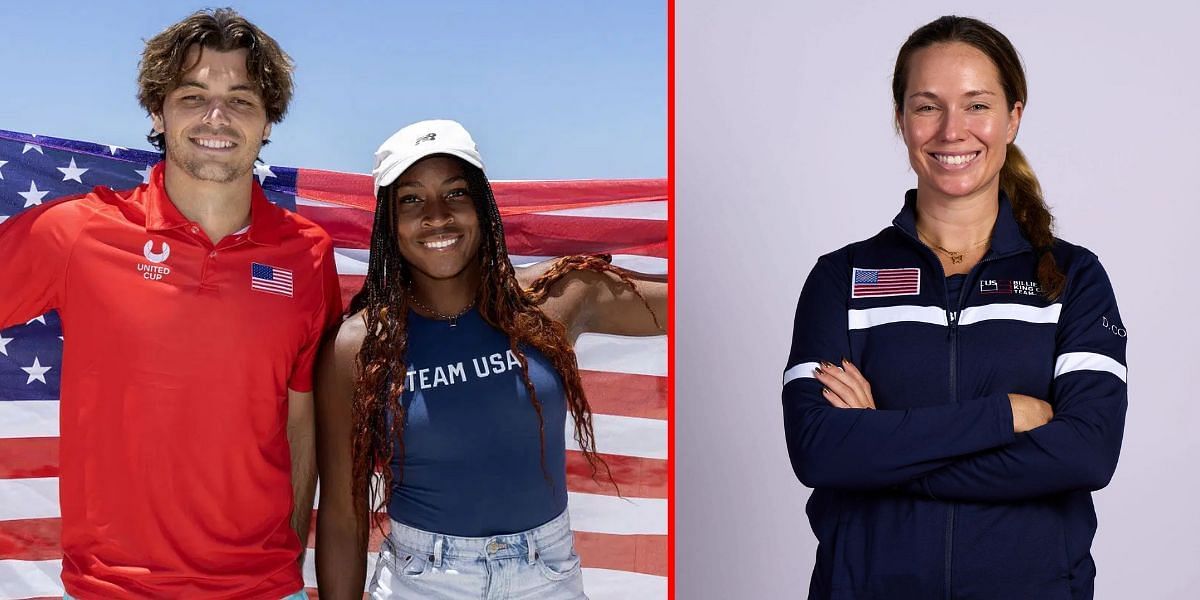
left=388, top=308, right=569, bottom=537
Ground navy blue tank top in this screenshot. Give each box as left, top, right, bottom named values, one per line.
left=387, top=308, right=568, bottom=536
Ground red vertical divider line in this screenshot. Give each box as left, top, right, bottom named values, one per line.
left=666, top=0, right=677, bottom=597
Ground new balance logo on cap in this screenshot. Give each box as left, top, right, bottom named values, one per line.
left=416, top=133, right=436, bottom=145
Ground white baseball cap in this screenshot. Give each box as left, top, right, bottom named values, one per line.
left=372, top=119, right=485, bottom=196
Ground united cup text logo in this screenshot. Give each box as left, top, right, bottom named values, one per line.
left=138, top=240, right=172, bottom=281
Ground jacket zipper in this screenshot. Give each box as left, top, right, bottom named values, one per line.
left=944, top=289, right=960, bottom=599
left=894, top=223, right=1035, bottom=599
left=896, top=226, right=991, bottom=600
left=943, top=260, right=982, bottom=600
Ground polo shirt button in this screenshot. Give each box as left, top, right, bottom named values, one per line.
left=209, top=251, right=217, bottom=258
left=190, top=226, right=200, bottom=234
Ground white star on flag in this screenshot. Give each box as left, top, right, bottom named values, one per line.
left=107, top=145, right=126, bottom=155
left=135, top=166, right=153, bottom=184
left=22, top=143, right=44, bottom=154
left=21, top=357, right=52, bottom=385
left=0, top=160, right=8, bottom=179
left=0, top=335, right=11, bottom=356
left=254, top=163, right=276, bottom=184
left=26, top=315, right=47, bottom=326
left=58, top=157, right=89, bottom=183
left=19, top=181, right=50, bottom=207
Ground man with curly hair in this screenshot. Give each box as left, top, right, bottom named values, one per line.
left=0, top=8, right=339, bottom=598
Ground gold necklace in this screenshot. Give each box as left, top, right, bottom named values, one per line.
left=407, top=294, right=475, bottom=327
left=916, top=228, right=990, bottom=264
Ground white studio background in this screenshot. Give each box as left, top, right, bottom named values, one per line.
left=677, top=1, right=1200, bottom=598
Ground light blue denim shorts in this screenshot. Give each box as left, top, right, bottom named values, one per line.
left=370, top=509, right=587, bottom=599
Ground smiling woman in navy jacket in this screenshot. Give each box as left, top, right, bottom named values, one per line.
left=782, top=16, right=1128, bottom=600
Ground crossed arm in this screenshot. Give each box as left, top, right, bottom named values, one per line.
left=783, top=253, right=1128, bottom=500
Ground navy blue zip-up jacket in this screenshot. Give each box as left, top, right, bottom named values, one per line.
left=782, top=192, right=1128, bottom=600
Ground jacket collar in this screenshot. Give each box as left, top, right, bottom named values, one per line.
left=143, top=161, right=283, bottom=245
left=892, top=189, right=1031, bottom=258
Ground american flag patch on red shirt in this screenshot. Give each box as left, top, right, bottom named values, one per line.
left=851, top=267, right=920, bottom=298
left=251, top=262, right=294, bottom=297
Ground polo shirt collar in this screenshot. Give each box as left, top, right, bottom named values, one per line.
left=143, top=161, right=283, bottom=245
left=892, top=189, right=1032, bottom=257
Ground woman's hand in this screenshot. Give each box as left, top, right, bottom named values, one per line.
left=814, top=359, right=875, bottom=409
left=1009, top=393, right=1054, bottom=433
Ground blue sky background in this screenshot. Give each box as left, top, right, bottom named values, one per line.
left=0, top=1, right=665, bottom=180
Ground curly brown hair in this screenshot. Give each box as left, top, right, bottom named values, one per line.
left=137, top=7, right=294, bottom=151
left=347, top=161, right=631, bottom=526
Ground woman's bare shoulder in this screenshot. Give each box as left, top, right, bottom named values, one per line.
left=323, top=309, right=369, bottom=369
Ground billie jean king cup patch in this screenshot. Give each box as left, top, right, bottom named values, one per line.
left=980, top=279, right=1041, bottom=296
left=851, top=267, right=921, bottom=299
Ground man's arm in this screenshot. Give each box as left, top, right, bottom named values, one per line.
left=287, top=388, right=317, bottom=565
left=0, top=199, right=82, bottom=327
left=284, top=239, right=343, bottom=566
left=314, top=315, right=369, bottom=598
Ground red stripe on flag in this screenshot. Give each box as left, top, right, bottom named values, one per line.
left=0, top=518, right=60, bottom=560
left=293, top=168, right=373, bottom=209
left=575, top=531, right=667, bottom=576
left=0, top=437, right=58, bottom=479
left=567, top=452, right=666, bottom=498
left=492, top=180, right=667, bottom=215
left=338, top=274, right=365, bottom=309
left=295, top=205, right=374, bottom=250
left=504, top=214, right=667, bottom=258
left=580, top=371, right=666, bottom=420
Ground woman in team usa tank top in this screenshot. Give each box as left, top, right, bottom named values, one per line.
left=313, top=119, right=666, bottom=599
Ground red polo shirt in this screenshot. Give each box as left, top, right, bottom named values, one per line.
left=0, top=163, right=341, bottom=598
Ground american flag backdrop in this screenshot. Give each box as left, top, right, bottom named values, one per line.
left=0, top=129, right=667, bottom=598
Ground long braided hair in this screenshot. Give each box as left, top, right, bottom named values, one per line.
left=347, top=158, right=628, bottom=522
left=893, top=16, right=1066, bottom=300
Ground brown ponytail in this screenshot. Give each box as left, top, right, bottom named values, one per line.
left=1000, top=144, right=1065, bottom=300
left=894, top=16, right=1066, bottom=301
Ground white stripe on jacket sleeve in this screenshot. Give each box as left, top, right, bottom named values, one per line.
left=783, top=362, right=820, bottom=386
left=1054, top=352, right=1127, bottom=383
